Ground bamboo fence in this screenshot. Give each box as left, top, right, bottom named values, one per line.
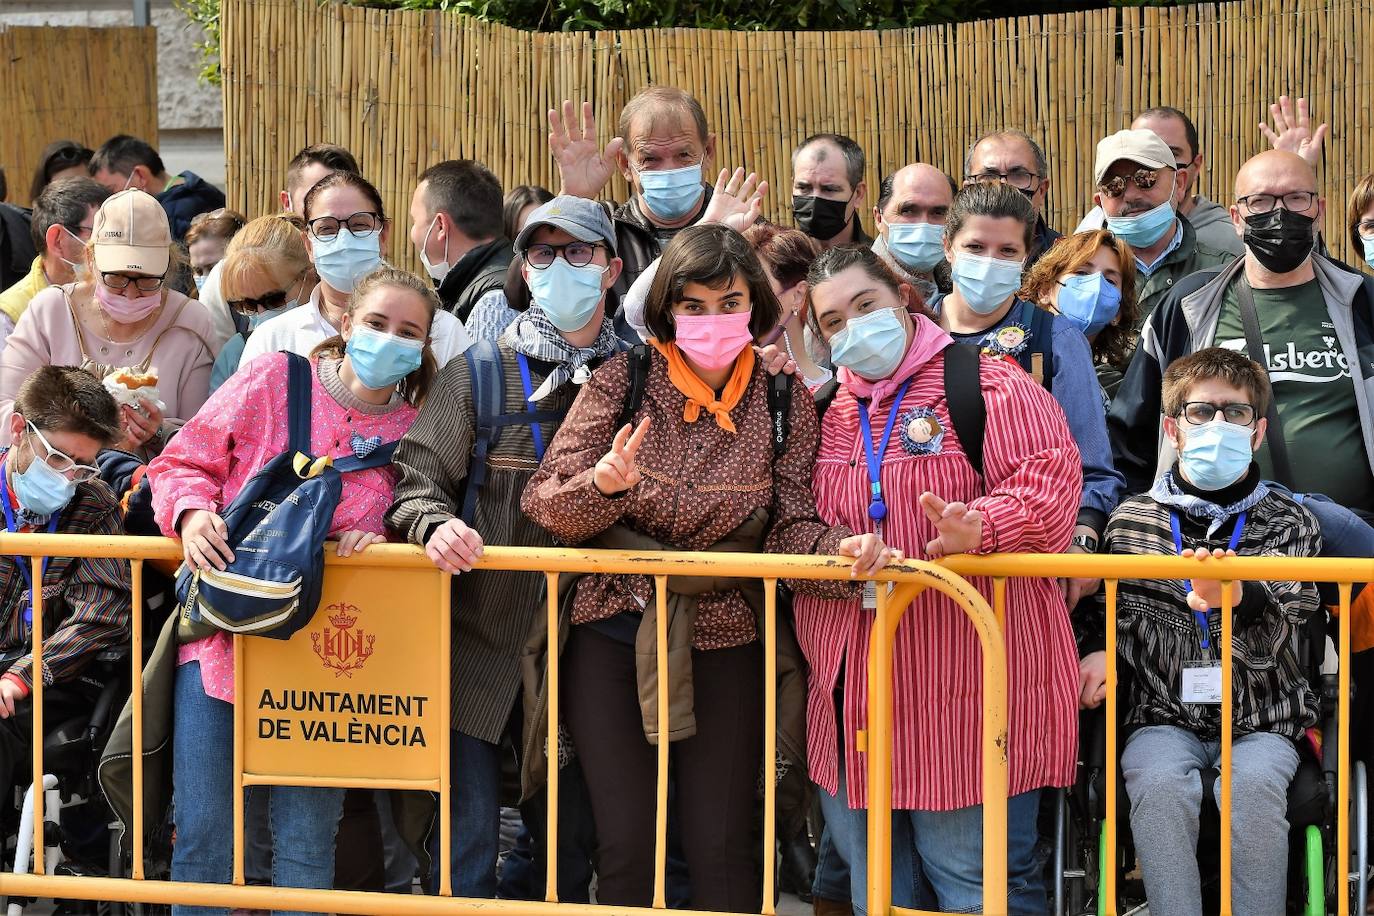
left=220, top=0, right=1374, bottom=268
left=0, top=26, right=159, bottom=208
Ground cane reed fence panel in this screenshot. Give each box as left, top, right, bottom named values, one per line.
left=0, top=26, right=158, bottom=209
left=220, top=0, right=1374, bottom=269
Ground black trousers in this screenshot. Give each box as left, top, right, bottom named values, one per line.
left=563, top=625, right=763, bottom=911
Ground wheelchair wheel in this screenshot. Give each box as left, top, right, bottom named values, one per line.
left=1356, top=760, right=1369, bottom=916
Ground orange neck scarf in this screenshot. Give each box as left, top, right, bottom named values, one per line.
left=647, top=339, right=755, bottom=433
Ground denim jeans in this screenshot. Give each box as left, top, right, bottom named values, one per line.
left=170, top=662, right=344, bottom=916
left=427, top=728, right=502, bottom=897
left=812, top=825, right=852, bottom=901
left=1122, top=725, right=1298, bottom=916
left=817, top=750, right=1047, bottom=915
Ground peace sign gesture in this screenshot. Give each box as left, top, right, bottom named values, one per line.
left=594, top=418, right=651, bottom=496
left=549, top=100, right=625, bottom=200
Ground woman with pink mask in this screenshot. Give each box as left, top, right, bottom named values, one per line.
left=521, top=224, right=893, bottom=912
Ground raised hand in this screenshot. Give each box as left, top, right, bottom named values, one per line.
left=594, top=417, right=650, bottom=496
left=703, top=168, right=767, bottom=233
left=837, top=532, right=904, bottom=578
left=918, top=492, right=984, bottom=558
left=1259, top=95, right=1328, bottom=167
left=549, top=99, right=625, bottom=200
left=1181, top=546, right=1241, bottom=612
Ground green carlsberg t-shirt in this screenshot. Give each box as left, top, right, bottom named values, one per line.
left=1214, top=278, right=1374, bottom=513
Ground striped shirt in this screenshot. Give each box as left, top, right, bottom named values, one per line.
left=794, top=352, right=1082, bottom=811
left=0, top=473, right=130, bottom=689
left=387, top=344, right=591, bottom=743
left=1106, top=488, right=1322, bottom=740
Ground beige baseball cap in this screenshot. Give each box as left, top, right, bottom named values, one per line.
left=1093, top=129, right=1175, bottom=186
left=92, top=189, right=172, bottom=276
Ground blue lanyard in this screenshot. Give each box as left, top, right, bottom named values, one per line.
left=1169, top=509, right=1247, bottom=650
left=0, top=464, right=59, bottom=626
left=856, top=379, right=913, bottom=522
left=516, top=353, right=546, bottom=461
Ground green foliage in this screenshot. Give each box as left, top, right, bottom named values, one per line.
left=174, top=0, right=223, bottom=85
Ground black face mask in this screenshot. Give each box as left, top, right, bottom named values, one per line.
left=793, top=194, right=852, bottom=241
left=1242, top=207, right=1316, bottom=274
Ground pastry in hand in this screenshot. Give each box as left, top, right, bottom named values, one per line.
left=103, top=367, right=166, bottom=413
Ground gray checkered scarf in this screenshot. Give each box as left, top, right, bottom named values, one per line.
left=502, top=307, right=622, bottom=402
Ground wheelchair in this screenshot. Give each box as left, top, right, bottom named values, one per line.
left=1050, top=611, right=1370, bottom=916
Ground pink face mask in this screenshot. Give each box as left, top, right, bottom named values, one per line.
left=672, top=310, right=754, bottom=371
left=95, top=281, right=162, bottom=325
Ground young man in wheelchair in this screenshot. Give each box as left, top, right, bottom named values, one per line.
left=0, top=367, right=130, bottom=811
left=1081, top=347, right=1323, bottom=916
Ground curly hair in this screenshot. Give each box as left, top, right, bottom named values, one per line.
left=1018, top=229, right=1139, bottom=371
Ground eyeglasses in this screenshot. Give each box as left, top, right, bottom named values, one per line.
left=524, top=241, right=607, bottom=270
left=1236, top=191, right=1318, bottom=215
left=63, top=224, right=94, bottom=240
left=963, top=168, right=1041, bottom=192
left=306, top=212, right=383, bottom=241
left=1178, top=401, right=1257, bottom=427
left=1096, top=168, right=1166, bottom=199
left=228, top=290, right=289, bottom=314
left=24, top=422, right=100, bottom=482
left=100, top=272, right=165, bottom=293
left=1358, top=218, right=1374, bottom=240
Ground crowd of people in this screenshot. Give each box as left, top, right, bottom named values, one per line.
left=0, top=87, right=1367, bottom=916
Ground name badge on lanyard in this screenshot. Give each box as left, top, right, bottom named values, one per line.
left=1169, top=510, right=1246, bottom=706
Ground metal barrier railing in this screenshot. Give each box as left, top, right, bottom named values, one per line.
left=0, top=534, right=1010, bottom=916
left=938, top=554, right=1373, bottom=916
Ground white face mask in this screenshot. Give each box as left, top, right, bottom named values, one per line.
left=57, top=226, right=88, bottom=281
left=417, top=214, right=450, bottom=283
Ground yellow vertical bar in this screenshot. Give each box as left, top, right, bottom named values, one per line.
left=653, top=574, right=670, bottom=910
left=130, top=559, right=145, bottom=880
left=1219, top=578, right=1234, bottom=916
left=544, top=571, right=560, bottom=904
left=29, top=557, right=44, bottom=875
left=233, top=633, right=244, bottom=886
left=1103, top=578, right=1119, bottom=916
left=979, top=595, right=1008, bottom=913
left=1339, top=581, right=1352, bottom=916
left=866, top=584, right=892, bottom=916
left=992, top=576, right=1006, bottom=631
left=761, top=578, right=778, bottom=916
left=439, top=571, right=453, bottom=898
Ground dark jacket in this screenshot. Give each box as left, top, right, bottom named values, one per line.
left=157, top=172, right=226, bottom=242
left=438, top=237, right=514, bottom=321
left=0, top=204, right=35, bottom=292
left=1027, top=214, right=1062, bottom=270
left=604, top=187, right=714, bottom=299
left=1108, top=253, right=1374, bottom=496
left=1131, top=218, right=1235, bottom=332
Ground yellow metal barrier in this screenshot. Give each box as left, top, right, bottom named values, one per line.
left=940, top=553, right=1374, bottom=916
left=0, top=534, right=1010, bottom=916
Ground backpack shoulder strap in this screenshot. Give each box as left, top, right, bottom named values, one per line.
left=332, top=441, right=399, bottom=473
left=460, top=339, right=506, bottom=524
left=1015, top=300, right=1054, bottom=393
left=282, top=352, right=313, bottom=455
left=766, top=371, right=793, bottom=458
left=811, top=378, right=840, bottom=419
left=615, top=344, right=653, bottom=432
left=943, top=344, right=986, bottom=479
left=1234, top=277, right=1294, bottom=486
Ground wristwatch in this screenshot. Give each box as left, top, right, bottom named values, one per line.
left=1071, top=534, right=1099, bottom=553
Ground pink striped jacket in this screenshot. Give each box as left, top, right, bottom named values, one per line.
left=795, top=349, right=1082, bottom=811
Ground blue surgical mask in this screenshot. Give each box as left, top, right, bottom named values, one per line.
left=248, top=304, right=291, bottom=331
left=193, top=274, right=208, bottom=293
left=12, top=443, right=77, bottom=517
left=1105, top=200, right=1176, bottom=249
left=950, top=253, right=1023, bottom=315
left=312, top=230, right=383, bottom=294
left=636, top=164, right=704, bottom=221
left=526, top=258, right=606, bottom=333
left=886, top=222, right=945, bottom=273
left=345, top=325, right=425, bottom=390
left=1362, top=235, right=1374, bottom=271
left=828, top=307, right=908, bottom=380
left=1178, top=419, right=1254, bottom=491
left=1054, top=272, right=1122, bottom=337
